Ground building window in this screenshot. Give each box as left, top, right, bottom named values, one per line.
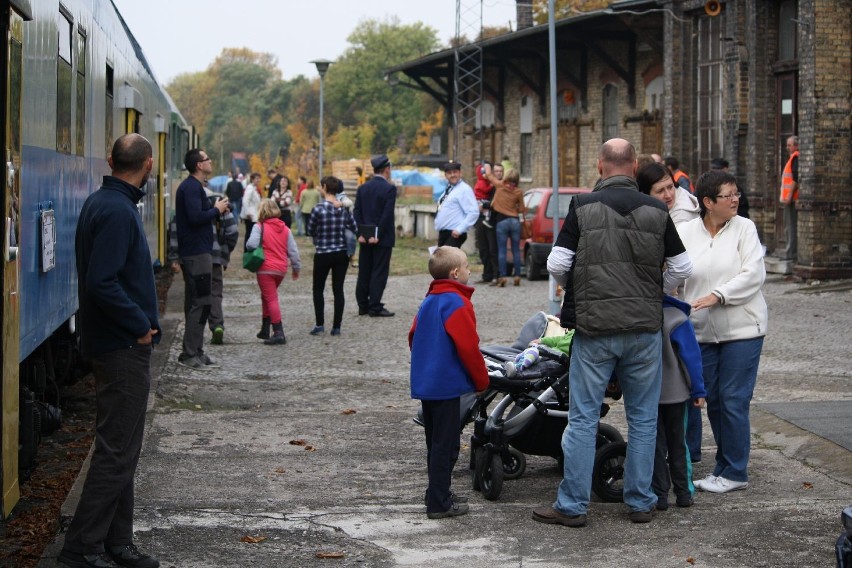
left=56, top=10, right=73, bottom=153
left=76, top=29, right=86, bottom=156
left=696, top=15, right=724, bottom=174
left=644, top=76, right=663, bottom=113
left=475, top=99, right=496, bottom=129
left=602, top=84, right=618, bottom=142
left=558, top=89, right=580, bottom=122
left=778, top=0, right=798, bottom=62
left=105, top=63, right=114, bottom=155
left=520, top=96, right=533, bottom=179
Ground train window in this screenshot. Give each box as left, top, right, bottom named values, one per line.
left=105, top=64, right=114, bottom=156
left=56, top=12, right=73, bottom=153
left=76, top=31, right=87, bottom=155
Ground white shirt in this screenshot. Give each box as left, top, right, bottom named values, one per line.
left=434, top=180, right=479, bottom=233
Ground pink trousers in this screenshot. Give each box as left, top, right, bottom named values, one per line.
left=257, top=273, right=284, bottom=324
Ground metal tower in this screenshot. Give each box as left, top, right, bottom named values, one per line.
left=453, top=0, right=484, bottom=159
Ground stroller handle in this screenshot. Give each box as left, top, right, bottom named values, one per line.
left=537, top=344, right=569, bottom=366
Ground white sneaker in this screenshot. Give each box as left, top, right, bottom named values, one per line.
left=693, top=474, right=717, bottom=491
left=700, top=476, right=748, bottom=494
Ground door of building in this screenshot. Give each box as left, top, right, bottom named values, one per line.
left=775, top=72, right=797, bottom=252
left=558, top=124, right=579, bottom=187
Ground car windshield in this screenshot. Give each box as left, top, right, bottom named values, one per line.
left=545, top=194, right=576, bottom=219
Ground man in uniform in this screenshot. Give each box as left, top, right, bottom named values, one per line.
left=779, top=136, right=799, bottom=261
left=434, top=161, right=479, bottom=248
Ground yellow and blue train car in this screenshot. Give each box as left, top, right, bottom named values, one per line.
left=0, top=0, right=192, bottom=517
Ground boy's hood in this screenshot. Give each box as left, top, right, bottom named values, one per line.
left=427, top=279, right=475, bottom=300
left=663, top=294, right=691, bottom=315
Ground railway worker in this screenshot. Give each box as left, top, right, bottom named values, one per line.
left=175, top=148, right=229, bottom=371
left=534, top=139, right=693, bottom=527
left=63, top=133, right=161, bottom=568
left=434, top=160, right=479, bottom=249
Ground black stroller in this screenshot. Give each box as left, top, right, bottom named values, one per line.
left=414, top=312, right=627, bottom=502
left=471, top=342, right=625, bottom=501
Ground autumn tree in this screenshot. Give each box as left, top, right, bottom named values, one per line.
left=532, top=0, right=610, bottom=23
left=323, top=17, right=441, bottom=157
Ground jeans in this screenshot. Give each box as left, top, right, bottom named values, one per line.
left=700, top=337, right=764, bottom=482
left=63, top=345, right=152, bottom=555
left=230, top=201, right=241, bottom=222
left=344, top=229, right=357, bottom=258
left=312, top=250, right=348, bottom=328
left=495, top=216, right=521, bottom=277
left=554, top=330, right=662, bottom=515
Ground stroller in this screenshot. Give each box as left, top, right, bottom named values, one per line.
left=415, top=312, right=627, bottom=502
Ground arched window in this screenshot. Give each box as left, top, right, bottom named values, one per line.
left=644, top=76, right=663, bottom=113
left=602, top=84, right=619, bottom=142
left=558, top=89, right=580, bottom=121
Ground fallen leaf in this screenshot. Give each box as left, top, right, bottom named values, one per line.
left=273, top=467, right=285, bottom=474
left=802, top=482, right=813, bottom=489
left=194, top=404, right=202, bottom=410
left=380, top=379, right=391, bottom=383
left=305, top=445, right=316, bottom=452
left=385, top=404, right=397, bottom=409
left=240, top=535, right=267, bottom=544
left=289, top=439, right=307, bottom=446
left=316, top=552, right=345, bottom=559
left=341, top=409, right=357, bottom=415
left=686, top=557, right=695, bottom=565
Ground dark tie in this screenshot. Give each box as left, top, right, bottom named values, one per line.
left=439, top=183, right=454, bottom=206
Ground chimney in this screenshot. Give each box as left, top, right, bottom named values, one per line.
left=516, top=0, right=533, bottom=30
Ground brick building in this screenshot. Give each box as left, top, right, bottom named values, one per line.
left=389, top=0, right=852, bottom=279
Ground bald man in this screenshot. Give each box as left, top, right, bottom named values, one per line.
left=534, top=138, right=693, bottom=528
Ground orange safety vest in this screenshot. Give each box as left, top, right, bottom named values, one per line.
left=780, top=151, right=799, bottom=202
left=673, top=170, right=694, bottom=193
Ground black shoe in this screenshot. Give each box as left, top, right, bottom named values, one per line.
left=628, top=509, right=656, bottom=523
left=107, top=544, right=159, bottom=568
left=426, top=501, right=469, bottom=519
left=358, top=307, right=369, bottom=316
left=369, top=308, right=395, bottom=317
left=656, top=499, right=669, bottom=511
left=424, top=490, right=469, bottom=506
left=676, top=495, right=694, bottom=508
left=58, top=550, right=120, bottom=568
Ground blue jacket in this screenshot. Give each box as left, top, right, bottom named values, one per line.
left=175, top=176, right=219, bottom=257
left=660, top=295, right=706, bottom=404
left=408, top=280, right=489, bottom=400
left=75, top=176, right=160, bottom=358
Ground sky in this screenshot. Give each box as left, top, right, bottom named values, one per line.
left=111, top=0, right=520, bottom=85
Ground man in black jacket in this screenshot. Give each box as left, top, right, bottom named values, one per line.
left=353, top=154, right=397, bottom=317
left=533, top=139, right=693, bottom=528
left=61, top=134, right=160, bottom=568
left=174, top=148, right=229, bottom=370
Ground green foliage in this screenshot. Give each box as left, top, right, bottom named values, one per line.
left=166, top=19, right=443, bottom=177
left=532, top=0, right=611, bottom=24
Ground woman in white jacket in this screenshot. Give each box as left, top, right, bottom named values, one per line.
left=241, top=173, right=262, bottom=252
left=677, top=170, right=767, bottom=495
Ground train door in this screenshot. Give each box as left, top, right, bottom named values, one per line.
left=156, top=119, right=167, bottom=262
left=1, top=1, right=28, bottom=518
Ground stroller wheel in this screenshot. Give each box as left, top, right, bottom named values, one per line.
left=475, top=448, right=504, bottom=501
left=502, top=447, right=527, bottom=480
left=592, top=442, right=626, bottom=503
left=596, top=423, right=624, bottom=449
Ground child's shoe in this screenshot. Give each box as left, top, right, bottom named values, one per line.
left=426, top=501, right=469, bottom=519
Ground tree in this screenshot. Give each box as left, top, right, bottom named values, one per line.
left=532, top=0, right=610, bottom=23
left=323, top=17, right=441, bottom=155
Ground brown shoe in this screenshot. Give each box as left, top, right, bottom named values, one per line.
left=514, top=276, right=521, bottom=286
left=496, top=278, right=506, bottom=288
left=531, top=506, right=587, bottom=527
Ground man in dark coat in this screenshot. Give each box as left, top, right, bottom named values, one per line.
left=353, top=154, right=397, bottom=317
left=61, top=134, right=160, bottom=568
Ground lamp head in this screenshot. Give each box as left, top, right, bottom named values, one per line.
left=311, top=59, right=333, bottom=77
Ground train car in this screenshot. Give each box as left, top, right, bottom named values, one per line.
left=0, top=0, right=192, bottom=517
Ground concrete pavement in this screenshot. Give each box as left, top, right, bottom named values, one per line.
left=41, top=256, right=852, bottom=567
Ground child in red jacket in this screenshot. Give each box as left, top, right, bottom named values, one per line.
left=409, top=247, right=489, bottom=519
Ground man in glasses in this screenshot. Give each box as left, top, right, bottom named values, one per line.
left=174, top=149, right=229, bottom=370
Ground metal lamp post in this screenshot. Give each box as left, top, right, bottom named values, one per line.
left=311, top=59, right=333, bottom=176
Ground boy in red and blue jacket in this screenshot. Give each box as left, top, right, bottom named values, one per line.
left=409, top=246, right=489, bottom=519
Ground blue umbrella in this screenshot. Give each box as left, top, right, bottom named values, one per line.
left=207, top=175, right=230, bottom=192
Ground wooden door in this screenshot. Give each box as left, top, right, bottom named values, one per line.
left=558, top=125, right=579, bottom=187
left=1, top=6, right=25, bottom=518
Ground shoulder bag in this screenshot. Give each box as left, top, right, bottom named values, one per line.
left=243, top=223, right=265, bottom=272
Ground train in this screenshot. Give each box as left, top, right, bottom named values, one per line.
left=1, top=0, right=193, bottom=517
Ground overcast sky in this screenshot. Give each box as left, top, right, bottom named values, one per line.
left=111, top=0, right=519, bottom=85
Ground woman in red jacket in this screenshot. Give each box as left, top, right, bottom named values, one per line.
left=246, top=199, right=301, bottom=344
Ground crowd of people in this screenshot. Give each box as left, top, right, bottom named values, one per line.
left=61, top=134, right=773, bottom=566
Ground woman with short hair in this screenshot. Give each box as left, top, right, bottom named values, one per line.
left=676, top=170, right=767, bottom=494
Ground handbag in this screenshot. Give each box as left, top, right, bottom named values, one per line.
left=242, top=223, right=265, bottom=272
left=519, top=215, right=532, bottom=240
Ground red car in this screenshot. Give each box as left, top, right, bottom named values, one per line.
left=522, top=187, right=591, bottom=280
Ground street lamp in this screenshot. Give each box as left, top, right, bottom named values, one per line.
left=311, top=59, right=333, bottom=176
